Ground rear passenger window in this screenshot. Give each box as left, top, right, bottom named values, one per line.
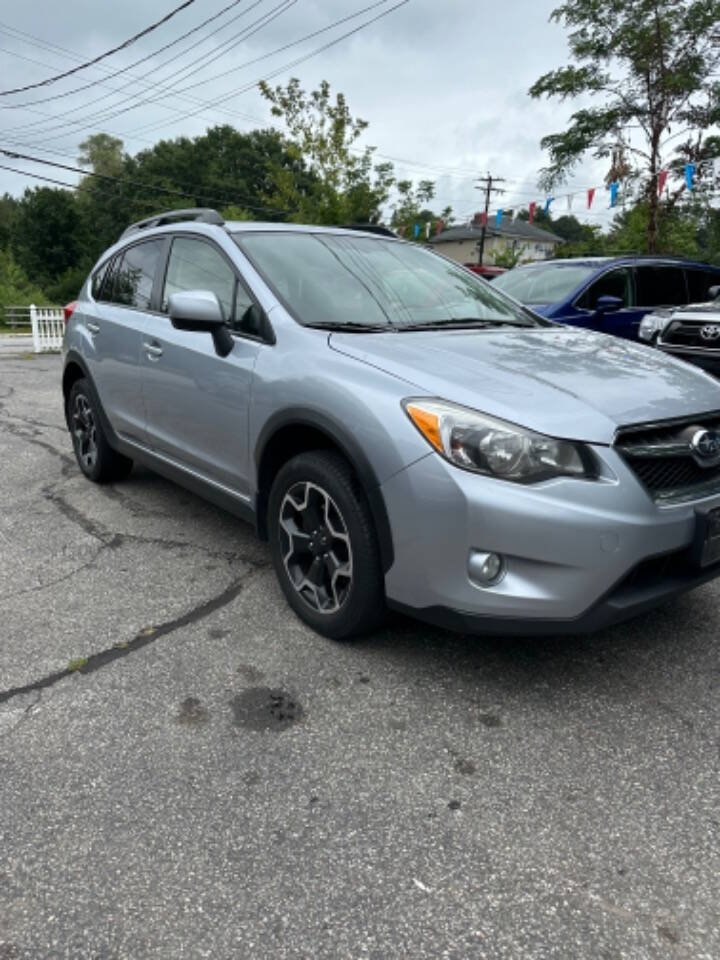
left=163, top=237, right=236, bottom=323
left=635, top=266, right=686, bottom=307
left=686, top=269, right=720, bottom=303
left=106, top=240, right=164, bottom=310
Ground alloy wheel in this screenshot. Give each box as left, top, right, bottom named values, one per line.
left=278, top=481, right=353, bottom=614
left=71, top=393, right=98, bottom=471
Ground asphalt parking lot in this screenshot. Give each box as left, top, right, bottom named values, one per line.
left=1, top=342, right=719, bottom=960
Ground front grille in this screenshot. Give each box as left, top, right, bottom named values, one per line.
left=662, top=320, right=720, bottom=348
left=615, top=414, right=720, bottom=503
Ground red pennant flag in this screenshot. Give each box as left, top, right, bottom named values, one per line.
left=587, top=188, right=595, bottom=209
left=436, top=219, right=444, bottom=235
left=657, top=169, right=669, bottom=197
left=528, top=201, right=536, bottom=224
left=480, top=212, right=488, bottom=228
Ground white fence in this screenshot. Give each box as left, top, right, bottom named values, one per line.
left=30, top=304, right=64, bottom=352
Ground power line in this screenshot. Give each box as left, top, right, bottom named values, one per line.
left=0, top=147, right=287, bottom=215
left=9, top=0, right=397, bottom=148
left=0, top=0, right=257, bottom=113
left=0, top=0, right=198, bottom=96
left=2, top=0, right=292, bottom=141
left=122, top=0, right=411, bottom=140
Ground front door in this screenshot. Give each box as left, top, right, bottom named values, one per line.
left=573, top=267, right=644, bottom=339
left=140, top=235, right=261, bottom=498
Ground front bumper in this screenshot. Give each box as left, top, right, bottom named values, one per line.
left=380, top=446, right=720, bottom=634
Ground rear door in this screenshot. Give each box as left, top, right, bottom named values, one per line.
left=140, top=234, right=263, bottom=497
left=83, top=238, right=166, bottom=443
left=634, top=263, right=687, bottom=331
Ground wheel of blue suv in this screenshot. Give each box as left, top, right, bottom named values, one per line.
left=67, top=378, right=133, bottom=483
left=268, top=450, right=385, bottom=640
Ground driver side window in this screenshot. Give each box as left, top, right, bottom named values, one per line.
left=163, top=237, right=236, bottom=323
left=577, top=268, right=633, bottom=310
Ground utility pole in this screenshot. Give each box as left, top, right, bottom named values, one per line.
left=474, top=173, right=506, bottom=265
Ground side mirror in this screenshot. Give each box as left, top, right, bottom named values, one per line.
left=708, top=285, right=720, bottom=301
left=168, top=289, right=233, bottom=357
left=595, top=295, right=624, bottom=313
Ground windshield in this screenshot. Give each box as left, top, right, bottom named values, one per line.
left=493, top=263, right=599, bottom=305
left=234, top=232, right=547, bottom=329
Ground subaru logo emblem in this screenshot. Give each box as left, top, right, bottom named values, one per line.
left=699, top=324, right=720, bottom=341
left=691, top=428, right=720, bottom=464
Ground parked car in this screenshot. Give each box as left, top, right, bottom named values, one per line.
left=63, top=209, right=720, bottom=639
left=492, top=255, right=720, bottom=340
left=638, top=285, right=720, bottom=375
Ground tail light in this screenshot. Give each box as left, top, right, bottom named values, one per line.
left=63, top=301, right=78, bottom=324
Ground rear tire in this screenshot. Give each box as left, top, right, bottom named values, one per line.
left=67, top=378, right=133, bottom=483
left=268, top=450, right=385, bottom=640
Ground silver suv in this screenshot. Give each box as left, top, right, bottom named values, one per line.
left=62, top=208, right=720, bottom=639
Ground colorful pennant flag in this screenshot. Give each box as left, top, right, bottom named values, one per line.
left=587, top=188, right=595, bottom=209
left=544, top=197, right=553, bottom=215
left=436, top=219, right=444, bottom=235
left=566, top=194, right=574, bottom=211
left=425, top=221, right=431, bottom=239
left=480, top=211, right=488, bottom=228
left=685, top=163, right=696, bottom=191
left=495, top=209, right=503, bottom=226
left=528, top=201, right=536, bottom=224
left=609, top=181, right=619, bottom=207
left=413, top=223, right=420, bottom=239
left=657, top=169, right=669, bottom=197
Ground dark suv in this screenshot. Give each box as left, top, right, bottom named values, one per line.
left=492, top=256, right=720, bottom=340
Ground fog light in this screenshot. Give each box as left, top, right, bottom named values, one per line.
left=468, top=550, right=505, bottom=586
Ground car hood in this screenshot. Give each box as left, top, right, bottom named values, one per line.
left=329, top=326, right=720, bottom=444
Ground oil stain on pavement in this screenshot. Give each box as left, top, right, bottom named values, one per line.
left=230, top=687, right=304, bottom=732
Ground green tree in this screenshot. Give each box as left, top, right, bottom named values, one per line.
left=259, top=78, right=397, bottom=224
left=13, top=187, right=81, bottom=290
left=530, top=0, right=720, bottom=252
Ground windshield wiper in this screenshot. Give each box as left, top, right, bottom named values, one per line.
left=303, top=321, right=390, bottom=332
left=397, top=317, right=534, bottom=331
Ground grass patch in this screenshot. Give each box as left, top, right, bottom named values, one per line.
left=67, top=657, right=88, bottom=672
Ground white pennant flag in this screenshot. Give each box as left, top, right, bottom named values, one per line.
left=566, top=193, right=574, bottom=211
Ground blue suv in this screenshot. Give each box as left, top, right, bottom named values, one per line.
left=492, top=256, right=720, bottom=340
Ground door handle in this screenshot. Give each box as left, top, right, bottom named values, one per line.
left=86, top=320, right=100, bottom=334
left=143, top=341, right=163, bottom=359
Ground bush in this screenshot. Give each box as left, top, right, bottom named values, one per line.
left=0, top=247, right=48, bottom=311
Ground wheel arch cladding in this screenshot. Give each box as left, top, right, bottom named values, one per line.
left=254, top=411, right=395, bottom=574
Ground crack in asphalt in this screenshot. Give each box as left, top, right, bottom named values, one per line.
left=0, top=572, right=256, bottom=706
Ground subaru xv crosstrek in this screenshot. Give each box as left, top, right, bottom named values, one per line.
left=62, top=209, right=720, bottom=639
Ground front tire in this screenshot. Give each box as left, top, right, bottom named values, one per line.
left=67, top=378, right=133, bottom=483
left=268, top=450, right=385, bottom=640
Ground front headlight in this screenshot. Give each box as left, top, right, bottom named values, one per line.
left=403, top=398, right=594, bottom=482
left=638, top=311, right=672, bottom=342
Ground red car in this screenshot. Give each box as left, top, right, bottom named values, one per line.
left=464, top=264, right=507, bottom=280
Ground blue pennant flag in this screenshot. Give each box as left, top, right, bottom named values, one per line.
left=609, top=181, right=619, bottom=207
left=544, top=197, right=553, bottom=215
left=413, top=223, right=420, bottom=239
left=495, top=209, right=503, bottom=226
left=685, top=163, right=696, bottom=191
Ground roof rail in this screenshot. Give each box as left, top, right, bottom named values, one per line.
left=119, top=208, right=224, bottom=241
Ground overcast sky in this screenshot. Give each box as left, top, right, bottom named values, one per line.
left=0, top=0, right=620, bottom=226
